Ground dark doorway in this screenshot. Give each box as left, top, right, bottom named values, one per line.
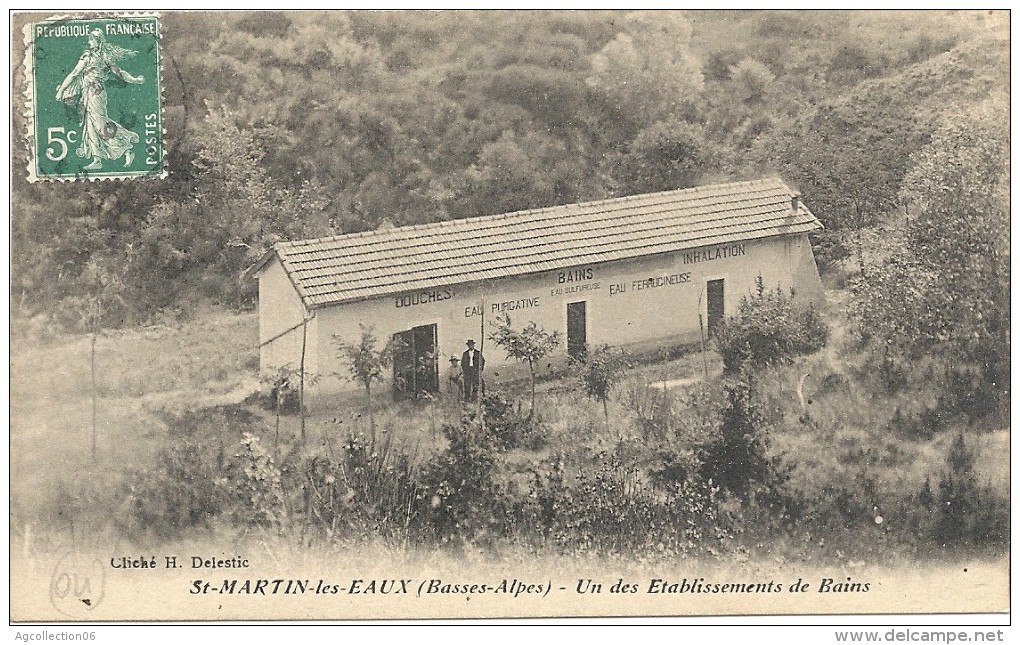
left=567, top=301, right=587, bottom=359
left=392, top=323, right=438, bottom=396
left=707, top=279, right=725, bottom=337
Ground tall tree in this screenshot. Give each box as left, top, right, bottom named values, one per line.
left=587, top=11, right=704, bottom=129
left=851, top=95, right=1009, bottom=394
left=610, top=119, right=712, bottom=195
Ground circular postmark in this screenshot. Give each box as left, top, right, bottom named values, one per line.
left=49, top=550, right=106, bottom=619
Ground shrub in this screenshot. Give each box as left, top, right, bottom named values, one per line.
left=935, top=367, right=1002, bottom=425
left=50, top=466, right=131, bottom=537
left=626, top=382, right=735, bottom=526
left=256, top=365, right=302, bottom=414
left=624, top=379, right=680, bottom=442
left=928, top=433, right=1008, bottom=547
left=225, top=433, right=286, bottom=531
left=481, top=392, right=546, bottom=451
left=699, top=373, right=789, bottom=506
left=296, top=431, right=417, bottom=542
left=571, top=344, right=627, bottom=432
left=886, top=406, right=942, bottom=441
left=811, top=230, right=851, bottom=275
left=796, top=304, right=830, bottom=354
left=714, top=276, right=829, bottom=374
left=541, top=458, right=653, bottom=553
left=413, top=413, right=509, bottom=545
left=878, top=343, right=909, bottom=393
left=802, top=469, right=881, bottom=532
left=626, top=380, right=722, bottom=464
left=814, top=371, right=851, bottom=397
left=526, top=455, right=723, bottom=556
left=126, top=406, right=263, bottom=538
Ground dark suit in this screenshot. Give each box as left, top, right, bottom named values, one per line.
left=461, top=348, right=484, bottom=402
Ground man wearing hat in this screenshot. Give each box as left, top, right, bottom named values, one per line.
left=461, top=339, right=485, bottom=402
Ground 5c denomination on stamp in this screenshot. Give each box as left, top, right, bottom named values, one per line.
left=23, top=14, right=165, bottom=181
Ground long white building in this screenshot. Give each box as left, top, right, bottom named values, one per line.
left=247, top=177, right=824, bottom=394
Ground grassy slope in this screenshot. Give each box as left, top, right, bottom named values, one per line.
left=11, top=294, right=1007, bottom=562
left=10, top=309, right=259, bottom=531
left=764, top=291, right=1009, bottom=533
left=827, top=35, right=1009, bottom=134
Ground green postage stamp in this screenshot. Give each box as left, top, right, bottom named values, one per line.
left=23, top=14, right=164, bottom=181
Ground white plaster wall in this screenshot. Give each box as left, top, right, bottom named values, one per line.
left=258, top=257, right=313, bottom=374
left=789, top=234, right=825, bottom=304
left=303, top=233, right=819, bottom=393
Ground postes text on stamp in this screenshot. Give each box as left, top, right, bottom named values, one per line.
left=23, top=15, right=164, bottom=181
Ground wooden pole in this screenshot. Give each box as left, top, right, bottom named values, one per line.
left=299, top=316, right=308, bottom=444
left=90, top=296, right=101, bottom=461
left=90, top=330, right=97, bottom=461
left=698, top=289, right=709, bottom=380
left=478, top=294, right=486, bottom=433
left=275, top=395, right=281, bottom=460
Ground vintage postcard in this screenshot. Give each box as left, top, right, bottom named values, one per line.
left=8, top=10, right=1010, bottom=627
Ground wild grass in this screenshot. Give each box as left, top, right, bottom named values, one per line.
left=12, top=307, right=258, bottom=400
left=10, top=308, right=258, bottom=532
left=10, top=298, right=1009, bottom=568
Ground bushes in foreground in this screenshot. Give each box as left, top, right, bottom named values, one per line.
left=127, top=406, right=260, bottom=538
left=414, top=414, right=510, bottom=545
left=714, top=276, right=829, bottom=374
left=922, top=433, right=1009, bottom=547
left=525, top=455, right=724, bottom=556
left=481, top=392, right=547, bottom=451
left=123, top=400, right=731, bottom=555
left=122, top=349, right=1005, bottom=557
left=699, top=374, right=790, bottom=505
left=296, top=431, right=417, bottom=541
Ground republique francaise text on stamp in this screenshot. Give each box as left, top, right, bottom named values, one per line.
left=22, top=14, right=164, bottom=181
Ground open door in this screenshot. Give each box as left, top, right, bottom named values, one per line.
left=392, top=324, right=438, bottom=397
left=412, top=324, right=439, bottom=394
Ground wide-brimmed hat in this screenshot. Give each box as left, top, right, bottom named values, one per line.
left=466, top=339, right=476, bottom=346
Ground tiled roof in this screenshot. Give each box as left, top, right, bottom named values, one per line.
left=256, top=177, right=821, bottom=309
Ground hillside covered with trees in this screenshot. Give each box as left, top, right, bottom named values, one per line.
left=11, top=10, right=1008, bottom=327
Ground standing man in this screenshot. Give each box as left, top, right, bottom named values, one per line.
left=461, top=339, right=484, bottom=402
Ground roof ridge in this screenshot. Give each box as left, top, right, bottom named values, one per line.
left=276, top=177, right=790, bottom=254
left=286, top=198, right=792, bottom=268
left=283, top=192, right=788, bottom=262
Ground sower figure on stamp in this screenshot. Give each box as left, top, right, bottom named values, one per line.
left=55, top=29, right=145, bottom=171
left=461, top=340, right=484, bottom=403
